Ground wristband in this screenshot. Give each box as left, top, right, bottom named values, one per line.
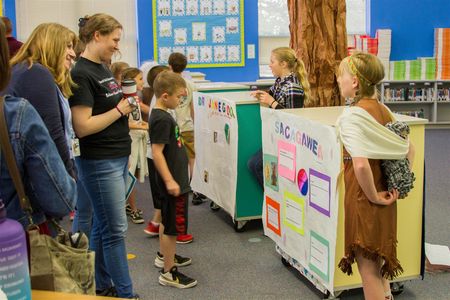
left=270, top=100, right=277, bottom=108
left=115, top=106, right=124, bottom=117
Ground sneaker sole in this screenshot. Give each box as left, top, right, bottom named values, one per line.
left=131, top=219, right=145, bottom=224
left=176, top=239, right=193, bottom=244
left=154, top=257, right=192, bottom=268
left=158, top=275, right=197, bottom=289
left=143, top=229, right=159, bottom=236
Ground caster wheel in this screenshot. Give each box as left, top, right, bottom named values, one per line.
left=209, top=201, right=220, bottom=211
left=391, top=282, right=404, bottom=295
left=233, top=220, right=248, bottom=232
left=281, top=257, right=290, bottom=267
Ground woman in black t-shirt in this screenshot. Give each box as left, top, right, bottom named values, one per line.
left=69, top=14, right=138, bottom=299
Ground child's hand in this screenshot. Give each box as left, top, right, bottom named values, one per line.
left=166, top=179, right=180, bottom=196
left=370, top=190, right=399, bottom=205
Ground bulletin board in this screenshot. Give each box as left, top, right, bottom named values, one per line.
left=152, top=0, right=245, bottom=68
left=260, top=107, right=342, bottom=294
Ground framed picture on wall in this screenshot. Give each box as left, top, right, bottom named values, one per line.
left=153, top=0, right=245, bottom=68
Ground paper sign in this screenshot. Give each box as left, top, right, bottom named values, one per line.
left=309, top=230, right=330, bottom=281
left=263, top=154, right=279, bottom=191
left=266, top=196, right=281, bottom=236
left=309, top=168, right=331, bottom=217
left=283, top=191, right=305, bottom=235
left=278, top=140, right=296, bottom=181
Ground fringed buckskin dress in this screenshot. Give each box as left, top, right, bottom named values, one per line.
left=338, top=99, right=403, bottom=279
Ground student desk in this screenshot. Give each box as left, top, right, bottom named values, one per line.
left=191, top=91, right=263, bottom=231
left=260, top=106, right=426, bottom=297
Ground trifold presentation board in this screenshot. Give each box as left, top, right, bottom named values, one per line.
left=191, top=91, right=263, bottom=228
left=260, top=106, right=426, bottom=296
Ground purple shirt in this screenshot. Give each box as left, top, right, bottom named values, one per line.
left=7, top=36, right=23, bottom=57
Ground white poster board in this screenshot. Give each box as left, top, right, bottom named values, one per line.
left=191, top=92, right=238, bottom=217
left=261, top=107, right=341, bottom=294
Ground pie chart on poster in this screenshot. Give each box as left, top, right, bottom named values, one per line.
left=297, top=169, right=308, bottom=196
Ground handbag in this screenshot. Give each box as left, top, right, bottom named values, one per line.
left=0, top=96, right=96, bottom=295
left=381, top=121, right=415, bottom=199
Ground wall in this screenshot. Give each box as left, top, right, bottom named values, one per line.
left=137, top=0, right=259, bottom=82
left=370, top=0, right=450, bottom=60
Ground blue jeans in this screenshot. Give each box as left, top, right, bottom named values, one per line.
left=72, top=157, right=93, bottom=237
left=247, top=149, right=264, bottom=188
left=77, top=156, right=133, bottom=298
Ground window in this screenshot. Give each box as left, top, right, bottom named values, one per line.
left=258, top=0, right=368, bottom=77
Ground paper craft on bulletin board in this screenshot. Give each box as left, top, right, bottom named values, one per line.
left=153, top=0, right=245, bottom=68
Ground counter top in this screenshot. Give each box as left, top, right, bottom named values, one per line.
left=201, top=91, right=260, bottom=105
left=196, top=82, right=250, bottom=91
left=279, top=106, right=428, bottom=126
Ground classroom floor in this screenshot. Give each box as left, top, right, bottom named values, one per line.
left=67, top=129, right=450, bottom=299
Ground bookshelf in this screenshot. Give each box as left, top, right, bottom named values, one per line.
left=380, top=80, right=450, bottom=124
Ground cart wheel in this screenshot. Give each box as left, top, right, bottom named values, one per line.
left=209, top=201, right=220, bottom=211
left=391, top=282, right=405, bottom=295
left=233, top=220, right=248, bottom=232
left=323, top=290, right=343, bottom=299
left=281, top=257, right=290, bottom=267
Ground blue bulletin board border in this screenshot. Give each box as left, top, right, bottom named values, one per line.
left=152, top=0, right=245, bottom=68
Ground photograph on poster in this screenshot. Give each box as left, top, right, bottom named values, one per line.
left=158, top=0, right=170, bottom=16
left=186, top=0, right=199, bottom=15
left=192, top=22, right=206, bottom=41
left=266, top=196, right=281, bottom=236
left=174, top=28, right=187, bottom=45
left=172, top=46, right=186, bottom=56
left=214, top=46, right=227, bottom=62
left=213, top=26, right=226, bottom=43
left=213, top=0, right=226, bottom=15
left=187, top=46, right=199, bottom=62
left=200, top=46, right=213, bottom=62
left=277, top=140, right=296, bottom=182
left=226, top=17, right=239, bottom=34
left=283, top=191, right=305, bottom=235
left=159, top=20, right=172, bottom=37
left=263, top=154, right=279, bottom=191
left=227, top=0, right=239, bottom=15
left=200, top=0, right=213, bottom=15
left=159, top=47, right=172, bottom=63
left=309, top=230, right=330, bottom=281
left=172, top=0, right=185, bottom=16
left=309, top=168, right=331, bottom=217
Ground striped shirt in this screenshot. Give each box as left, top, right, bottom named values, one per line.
left=269, top=73, right=305, bottom=109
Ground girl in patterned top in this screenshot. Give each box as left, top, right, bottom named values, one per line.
left=248, top=47, right=311, bottom=188
left=251, top=47, right=311, bottom=109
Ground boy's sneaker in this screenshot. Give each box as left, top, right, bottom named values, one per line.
left=96, top=286, right=117, bottom=297
left=176, top=234, right=193, bottom=244
left=126, top=203, right=133, bottom=215
left=192, top=192, right=206, bottom=205
left=144, top=221, right=160, bottom=236
left=159, top=266, right=197, bottom=289
left=130, top=211, right=144, bottom=224
left=154, top=251, right=192, bottom=268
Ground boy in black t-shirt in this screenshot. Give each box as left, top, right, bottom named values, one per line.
left=149, top=71, right=197, bottom=289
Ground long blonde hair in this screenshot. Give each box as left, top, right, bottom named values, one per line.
left=11, top=23, right=78, bottom=98
left=272, top=47, right=311, bottom=106
left=339, top=52, right=385, bottom=103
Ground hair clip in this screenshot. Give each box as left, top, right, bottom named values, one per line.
left=78, top=17, right=87, bottom=28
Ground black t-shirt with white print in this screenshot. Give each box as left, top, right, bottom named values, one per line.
left=69, top=57, right=131, bottom=159
left=149, top=108, right=190, bottom=195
